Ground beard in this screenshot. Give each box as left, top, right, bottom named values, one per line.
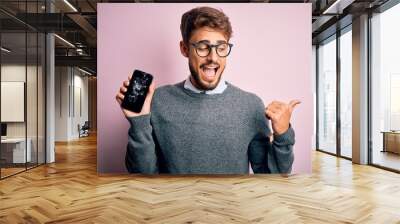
left=188, top=60, right=224, bottom=91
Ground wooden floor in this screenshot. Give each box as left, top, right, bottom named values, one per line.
left=1, top=162, right=46, bottom=178
left=372, top=151, right=400, bottom=171
left=1, top=134, right=400, bottom=223
left=0, top=167, right=26, bottom=178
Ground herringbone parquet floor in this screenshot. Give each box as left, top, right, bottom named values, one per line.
left=1, top=133, right=400, bottom=224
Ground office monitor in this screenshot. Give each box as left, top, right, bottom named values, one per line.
left=1, top=123, right=7, bottom=137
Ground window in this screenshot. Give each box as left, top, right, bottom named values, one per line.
left=0, top=1, right=47, bottom=179
left=340, top=28, right=352, bottom=158
left=371, top=2, right=400, bottom=171
left=317, top=36, right=337, bottom=154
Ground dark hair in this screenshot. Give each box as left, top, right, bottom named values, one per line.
left=180, top=6, right=233, bottom=45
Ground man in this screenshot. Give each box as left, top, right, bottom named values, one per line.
left=115, top=6, right=299, bottom=174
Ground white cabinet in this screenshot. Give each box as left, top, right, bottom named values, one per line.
left=1, top=138, right=32, bottom=163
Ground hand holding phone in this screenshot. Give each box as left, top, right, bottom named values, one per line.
left=116, top=70, right=155, bottom=118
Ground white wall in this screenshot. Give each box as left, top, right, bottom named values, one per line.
left=1, top=65, right=42, bottom=138
left=72, top=72, right=89, bottom=138
left=55, top=66, right=89, bottom=141
left=1, top=63, right=46, bottom=164
left=55, top=66, right=70, bottom=141
left=1, top=65, right=26, bottom=129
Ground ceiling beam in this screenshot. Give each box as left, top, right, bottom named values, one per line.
left=55, top=55, right=96, bottom=70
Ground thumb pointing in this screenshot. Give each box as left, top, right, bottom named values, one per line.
left=289, top=100, right=301, bottom=110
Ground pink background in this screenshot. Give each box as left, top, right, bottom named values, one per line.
left=97, top=3, right=312, bottom=173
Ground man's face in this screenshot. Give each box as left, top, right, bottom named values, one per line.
left=180, top=26, right=228, bottom=90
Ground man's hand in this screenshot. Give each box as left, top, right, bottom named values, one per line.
left=265, top=100, right=300, bottom=135
left=115, top=74, right=155, bottom=118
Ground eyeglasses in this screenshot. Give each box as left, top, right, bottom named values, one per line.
left=190, top=41, right=233, bottom=57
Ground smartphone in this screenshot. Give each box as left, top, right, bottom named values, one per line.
left=121, top=69, right=153, bottom=113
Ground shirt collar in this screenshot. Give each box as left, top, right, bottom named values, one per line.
left=183, top=75, right=227, bottom=94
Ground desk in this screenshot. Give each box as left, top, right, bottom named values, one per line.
left=1, top=138, right=31, bottom=163
left=381, top=131, right=400, bottom=154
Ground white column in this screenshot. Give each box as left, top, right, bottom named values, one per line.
left=45, top=0, right=55, bottom=163
left=352, top=14, right=369, bottom=164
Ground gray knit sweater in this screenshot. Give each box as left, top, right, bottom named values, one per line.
left=125, top=81, right=295, bottom=174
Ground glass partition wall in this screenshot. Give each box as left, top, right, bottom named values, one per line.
left=0, top=1, right=46, bottom=179
left=317, top=35, right=337, bottom=155
left=339, top=27, right=352, bottom=159
left=370, top=2, right=400, bottom=172
left=316, top=25, right=353, bottom=159
left=317, top=0, right=400, bottom=172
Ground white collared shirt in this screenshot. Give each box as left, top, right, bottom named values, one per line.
left=183, top=75, right=227, bottom=94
